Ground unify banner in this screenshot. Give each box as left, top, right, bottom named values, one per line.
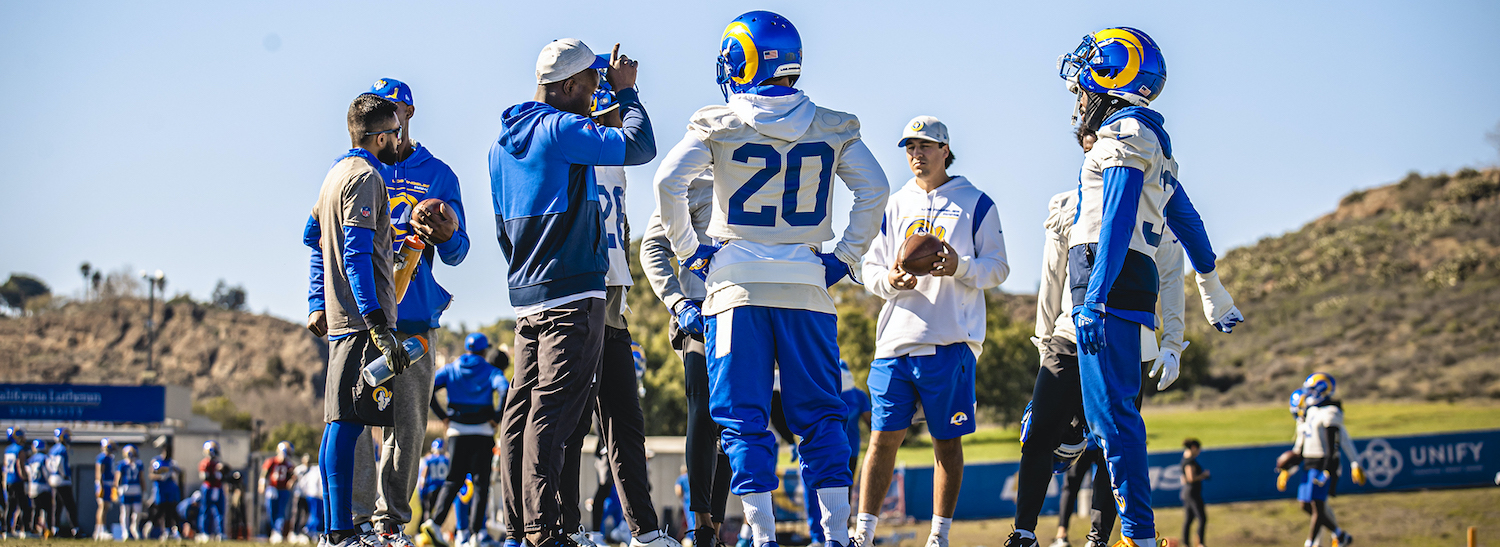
left=900, top=429, right=1499, bottom=520
left=0, top=383, right=166, bottom=423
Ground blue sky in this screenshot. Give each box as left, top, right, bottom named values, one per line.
left=4, top=0, right=1498, bottom=327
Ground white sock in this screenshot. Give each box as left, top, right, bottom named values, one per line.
left=740, top=523, right=752, bottom=539
left=930, top=516, right=951, bottom=540
left=1016, top=529, right=1035, bottom=540
left=1305, top=540, right=1315, bottom=547
left=854, top=513, right=879, bottom=541
left=742, top=492, right=776, bottom=546
left=815, top=487, right=851, bottom=546
left=635, top=530, right=661, bottom=543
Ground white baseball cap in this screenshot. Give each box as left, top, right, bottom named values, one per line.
left=898, top=115, right=949, bottom=146
left=536, top=38, right=609, bottom=85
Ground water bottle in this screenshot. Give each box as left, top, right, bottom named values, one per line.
left=393, top=235, right=427, bottom=303
left=361, top=335, right=429, bottom=386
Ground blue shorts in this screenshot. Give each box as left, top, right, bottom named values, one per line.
left=868, top=343, right=977, bottom=440
left=1296, top=468, right=1330, bottom=502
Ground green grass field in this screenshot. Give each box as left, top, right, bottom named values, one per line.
left=875, top=399, right=1500, bottom=466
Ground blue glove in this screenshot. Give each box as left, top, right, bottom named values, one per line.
left=817, top=252, right=850, bottom=288
left=685, top=244, right=719, bottom=281
left=674, top=300, right=705, bottom=335
left=1072, top=303, right=1106, bottom=355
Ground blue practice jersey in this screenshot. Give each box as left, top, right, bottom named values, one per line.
left=47, top=442, right=71, bottom=484
left=96, top=453, right=115, bottom=484
left=420, top=454, right=450, bottom=492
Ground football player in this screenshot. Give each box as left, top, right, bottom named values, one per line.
left=1011, top=126, right=1192, bottom=547
left=24, top=440, right=49, bottom=537
left=418, top=439, right=450, bottom=526
left=854, top=116, right=1010, bottom=547
left=115, top=444, right=144, bottom=540
left=94, top=437, right=115, bottom=540
left=46, top=428, right=78, bottom=538
left=264, top=441, right=298, bottom=543
left=4, top=427, right=29, bottom=539
left=653, top=10, right=890, bottom=547
left=147, top=439, right=184, bottom=540
left=1292, top=374, right=1364, bottom=547
left=423, top=333, right=508, bottom=547
left=1029, top=27, right=1244, bottom=547
left=199, top=440, right=228, bottom=541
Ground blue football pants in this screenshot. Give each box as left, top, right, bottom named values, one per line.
left=706, top=306, right=851, bottom=495
left=1077, top=314, right=1155, bottom=540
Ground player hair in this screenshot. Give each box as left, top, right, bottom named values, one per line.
left=347, top=93, right=399, bottom=145
left=1183, top=438, right=1201, bottom=449
left=487, top=347, right=511, bottom=372
left=943, top=144, right=955, bottom=169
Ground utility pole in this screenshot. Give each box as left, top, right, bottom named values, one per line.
left=140, top=269, right=166, bottom=379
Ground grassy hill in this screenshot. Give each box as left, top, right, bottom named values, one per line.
left=1186, top=167, right=1500, bottom=404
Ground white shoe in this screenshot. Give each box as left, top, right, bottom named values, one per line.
left=1047, top=539, right=1070, bottom=547
left=384, top=531, right=418, bottom=547
left=274, top=531, right=287, bottom=544
left=629, top=532, right=684, bottom=547
left=571, top=528, right=601, bottom=547
left=587, top=532, right=607, bottom=547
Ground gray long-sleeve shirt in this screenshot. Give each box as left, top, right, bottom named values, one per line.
left=641, top=172, right=714, bottom=312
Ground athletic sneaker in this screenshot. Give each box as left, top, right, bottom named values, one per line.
left=384, top=531, right=418, bottom=547
left=1048, top=539, right=1071, bottom=547
left=570, top=527, right=600, bottom=547
left=587, top=532, right=607, bottom=547
left=925, top=534, right=948, bottom=547
left=1333, top=531, right=1354, bottom=547
left=631, top=533, right=685, bottom=547
left=691, top=527, right=719, bottom=547
left=1003, top=532, right=1038, bottom=547
left=421, top=520, right=449, bottom=547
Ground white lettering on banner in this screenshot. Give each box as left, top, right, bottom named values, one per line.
left=1409, top=441, right=1484, bottom=467
left=1150, top=464, right=1183, bottom=492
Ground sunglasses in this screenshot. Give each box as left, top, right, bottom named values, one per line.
left=364, top=126, right=401, bottom=137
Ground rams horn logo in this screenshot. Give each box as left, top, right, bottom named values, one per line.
left=374, top=386, right=392, bottom=411
left=949, top=412, right=968, bottom=426
left=904, top=219, right=947, bottom=240
left=1089, top=28, right=1144, bottom=90
left=910, top=120, right=925, bottom=131
left=375, top=79, right=386, bottom=89
left=722, top=22, right=759, bottom=86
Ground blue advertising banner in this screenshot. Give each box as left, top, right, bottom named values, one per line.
left=0, top=384, right=166, bottom=423
left=900, top=429, right=1500, bottom=520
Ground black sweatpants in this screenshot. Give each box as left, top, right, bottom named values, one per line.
left=5, top=482, right=28, bottom=534
left=1182, top=495, right=1206, bottom=545
left=431, top=435, right=495, bottom=534
left=501, top=299, right=606, bottom=537
left=678, top=325, right=732, bottom=524
left=51, top=485, right=78, bottom=533
left=560, top=326, right=658, bottom=536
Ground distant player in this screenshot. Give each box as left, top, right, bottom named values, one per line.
left=808, top=361, right=872, bottom=547
left=418, top=439, right=450, bottom=524
left=654, top=11, right=890, bottom=547
left=855, top=116, right=1009, bottom=547
left=1021, top=27, right=1244, bottom=547
left=199, top=441, right=229, bottom=541
left=264, top=441, right=297, bottom=543
left=296, top=460, right=324, bottom=542
left=47, top=427, right=78, bottom=538
left=422, top=332, right=506, bottom=547
left=25, top=440, right=50, bottom=536
left=95, top=438, right=116, bottom=540
left=116, top=444, right=144, bottom=540
left=5, top=427, right=29, bottom=539
left=148, top=439, right=184, bottom=540
left=1291, top=373, right=1364, bottom=547
left=1179, top=439, right=1208, bottom=547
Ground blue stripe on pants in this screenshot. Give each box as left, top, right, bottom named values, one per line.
left=1077, top=313, right=1155, bottom=540
left=706, top=306, right=851, bottom=496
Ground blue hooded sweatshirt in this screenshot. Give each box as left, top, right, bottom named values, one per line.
left=379, top=143, right=470, bottom=334
left=489, top=87, right=654, bottom=309
left=430, top=354, right=509, bottom=425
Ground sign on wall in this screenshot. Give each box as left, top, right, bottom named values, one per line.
left=0, top=384, right=167, bottom=423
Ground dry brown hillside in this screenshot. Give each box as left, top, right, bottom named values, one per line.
left=1182, top=167, right=1500, bottom=404
left=0, top=297, right=326, bottom=427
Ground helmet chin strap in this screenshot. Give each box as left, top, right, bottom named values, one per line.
left=1076, top=90, right=1129, bottom=134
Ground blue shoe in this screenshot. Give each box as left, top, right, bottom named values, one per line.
left=735, top=539, right=752, bottom=547
left=503, top=540, right=521, bottom=547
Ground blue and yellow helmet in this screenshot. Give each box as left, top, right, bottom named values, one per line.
left=31, top=439, right=46, bottom=452
left=123, top=444, right=138, bottom=458
left=431, top=438, right=446, bottom=453
left=1301, top=373, right=1336, bottom=407
left=6, top=427, right=23, bottom=443
left=716, top=10, right=802, bottom=100
left=54, top=427, right=70, bottom=443
left=1059, top=27, right=1167, bottom=106
left=204, top=440, right=220, bottom=457
left=1289, top=389, right=1304, bottom=417
left=591, top=75, right=619, bottom=118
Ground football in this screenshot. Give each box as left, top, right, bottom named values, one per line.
left=413, top=198, right=457, bottom=238
left=1276, top=450, right=1303, bottom=470
left=898, top=233, right=946, bottom=276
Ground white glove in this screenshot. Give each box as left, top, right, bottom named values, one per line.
left=1149, top=341, right=1187, bottom=391
left=1196, top=270, right=1245, bottom=332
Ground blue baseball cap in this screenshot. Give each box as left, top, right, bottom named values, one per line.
left=465, top=333, right=490, bottom=352
left=371, top=78, right=413, bottom=105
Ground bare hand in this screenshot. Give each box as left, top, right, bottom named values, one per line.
left=607, top=43, right=638, bottom=90
left=930, top=242, right=959, bottom=277
left=888, top=265, right=917, bottom=290
left=410, top=206, right=454, bottom=244
left=307, top=310, right=327, bottom=337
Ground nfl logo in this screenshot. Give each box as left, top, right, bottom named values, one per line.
left=360, top=206, right=371, bottom=218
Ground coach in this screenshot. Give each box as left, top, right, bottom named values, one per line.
left=490, top=38, right=653, bottom=547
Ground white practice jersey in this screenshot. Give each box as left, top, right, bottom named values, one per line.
left=863, top=177, right=1009, bottom=359
left=655, top=90, right=889, bottom=315
left=1294, top=404, right=1360, bottom=466
left=595, top=166, right=632, bottom=288
left=1036, top=190, right=1187, bottom=361
left=1069, top=115, right=1180, bottom=253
